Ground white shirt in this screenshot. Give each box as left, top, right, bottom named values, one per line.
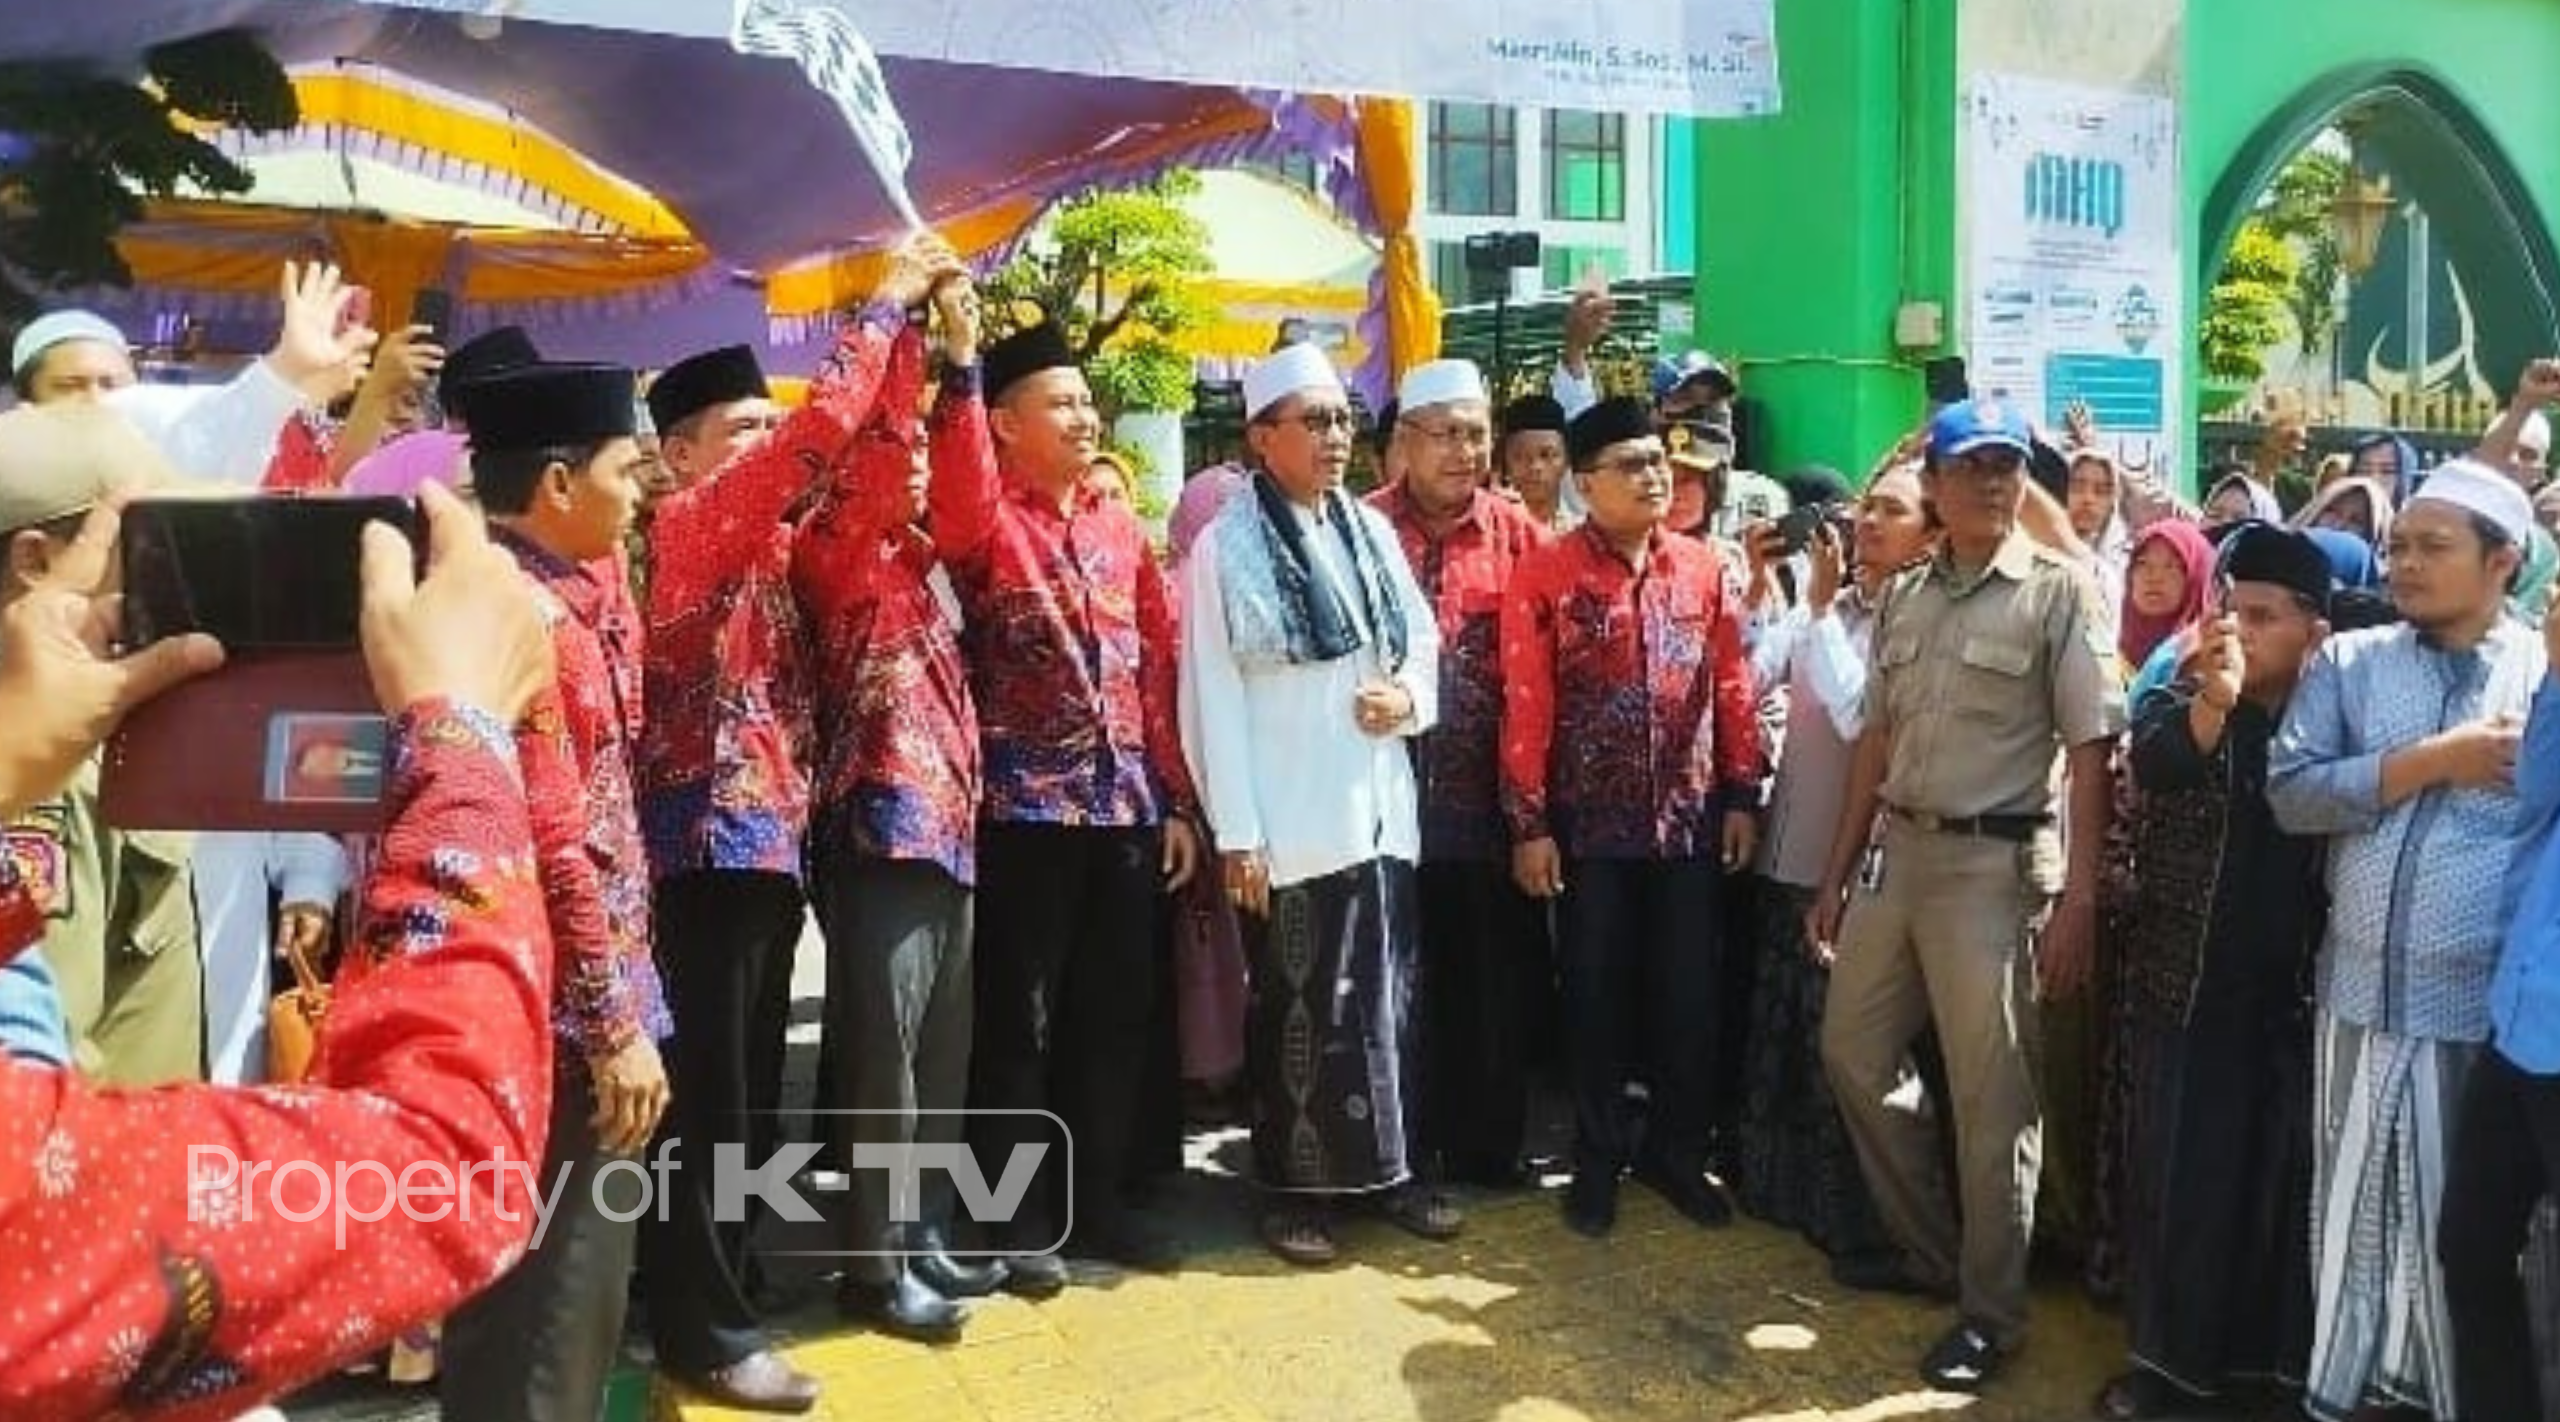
left=1750, top=600, right=1873, bottom=742
left=1179, top=497, right=1441, bottom=889
left=108, top=359, right=306, bottom=484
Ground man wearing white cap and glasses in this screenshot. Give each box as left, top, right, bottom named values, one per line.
left=1367, top=357, right=1553, bottom=1193
left=1179, top=342, right=1447, bottom=1265
left=2268, top=457, right=2544, bottom=1422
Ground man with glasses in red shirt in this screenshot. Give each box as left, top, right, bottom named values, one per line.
left=1501, top=396, right=1766, bottom=1241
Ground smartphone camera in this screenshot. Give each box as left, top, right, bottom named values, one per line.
left=1777, top=500, right=1847, bottom=556
left=121, top=496, right=422, bottom=653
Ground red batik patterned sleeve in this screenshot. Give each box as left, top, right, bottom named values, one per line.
left=646, top=305, right=904, bottom=620
left=518, top=682, right=635, bottom=1059
left=926, top=363, right=1000, bottom=562
left=1499, top=541, right=1564, bottom=843
left=0, top=698, right=556, bottom=1422
left=1135, top=547, right=1197, bottom=819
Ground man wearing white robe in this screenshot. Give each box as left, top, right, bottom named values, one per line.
left=1179, top=343, right=1455, bottom=1266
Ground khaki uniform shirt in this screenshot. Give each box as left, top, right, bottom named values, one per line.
left=4, top=760, right=202, bottom=1084
left=1866, top=532, right=2125, bottom=823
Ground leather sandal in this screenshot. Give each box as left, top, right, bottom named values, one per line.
left=1380, top=1187, right=1466, bottom=1241
left=1259, top=1209, right=1338, bottom=1266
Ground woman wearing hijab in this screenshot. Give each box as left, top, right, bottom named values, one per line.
left=2202, top=464, right=2286, bottom=528
left=2047, top=519, right=2216, bottom=1291
left=2344, top=430, right=2425, bottom=506
left=2118, top=521, right=2217, bottom=672
left=2291, top=475, right=2395, bottom=551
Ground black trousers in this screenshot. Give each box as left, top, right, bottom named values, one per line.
left=1415, top=858, right=1549, bottom=1180
left=639, top=869, right=804, bottom=1375
left=967, top=822, right=1161, bottom=1248
left=813, top=855, right=974, bottom=1283
left=444, top=1067, right=641, bottom=1422
left=1560, top=857, right=1724, bottom=1177
left=2440, top=1047, right=2560, bottom=1422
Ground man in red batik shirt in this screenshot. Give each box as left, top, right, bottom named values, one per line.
left=1501, top=394, right=1767, bottom=1241
left=793, top=261, right=1001, bottom=1342
left=637, top=234, right=960, bottom=1411
left=946, top=321, right=1202, bottom=1285
left=437, top=360, right=672, bottom=1421
left=1367, top=358, right=1554, bottom=1193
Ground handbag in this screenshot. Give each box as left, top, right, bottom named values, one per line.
left=266, top=925, right=332, bottom=1083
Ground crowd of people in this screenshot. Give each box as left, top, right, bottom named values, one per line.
left=0, top=232, right=2556, bottom=1422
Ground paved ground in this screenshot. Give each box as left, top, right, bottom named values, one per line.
left=656, top=1165, right=2147, bottom=1422
left=283, top=917, right=2319, bottom=1422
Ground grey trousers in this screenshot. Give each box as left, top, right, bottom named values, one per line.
left=812, top=854, right=974, bottom=1283
left=442, top=1064, right=643, bottom=1422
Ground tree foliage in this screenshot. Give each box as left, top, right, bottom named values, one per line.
left=0, top=29, right=298, bottom=320
left=981, top=169, right=1215, bottom=415
left=2195, top=144, right=2351, bottom=388
left=2254, top=147, right=2346, bottom=357
left=2200, top=220, right=2298, bottom=383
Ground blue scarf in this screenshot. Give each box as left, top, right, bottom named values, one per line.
left=1223, top=473, right=1409, bottom=672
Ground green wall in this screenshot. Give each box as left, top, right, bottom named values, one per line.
left=2183, top=0, right=2560, bottom=270
left=1689, top=0, right=2560, bottom=488
left=1694, top=0, right=1958, bottom=480
left=2184, top=0, right=2560, bottom=466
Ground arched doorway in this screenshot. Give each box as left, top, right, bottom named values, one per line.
left=2197, top=67, right=2558, bottom=449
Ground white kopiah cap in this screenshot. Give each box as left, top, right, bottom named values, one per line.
left=1396, top=358, right=1486, bottom=412
left=1243, top=342, right=1343, bottom=420
left=2409, top=457, right=2535, bottom=547
left=11, top=310, right=128, bottom=380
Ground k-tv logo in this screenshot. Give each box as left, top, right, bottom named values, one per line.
left=2024, top=153, right=2128, bottom=240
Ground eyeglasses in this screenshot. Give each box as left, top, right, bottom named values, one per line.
left=1591, top=448, right=1670, bottom=480
left=1264, top=406, right=1358, bottom=435
left=1402, top=418, right=1493, bottom=452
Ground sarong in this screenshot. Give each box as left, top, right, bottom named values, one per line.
left=1241, top=857, right=1420, bottom=1195
left=2304, top=1014, right=2477, bottom=1421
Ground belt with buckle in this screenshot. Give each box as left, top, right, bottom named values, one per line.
left=1885, top=805, right=2050, bottom=842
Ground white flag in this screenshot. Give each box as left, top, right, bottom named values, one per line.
left=731, top=0, right=925, bottom=231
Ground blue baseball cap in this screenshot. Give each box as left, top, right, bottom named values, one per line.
left=1927, top=397, right=2033, bottom=462
left=1650, top=351, right=1735, bottom=403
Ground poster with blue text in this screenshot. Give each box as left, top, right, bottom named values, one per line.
left=1965, top=74, right=2183, bottom=482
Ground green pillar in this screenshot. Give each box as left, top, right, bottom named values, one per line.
left=1696, top=0, right=1957, bottom=481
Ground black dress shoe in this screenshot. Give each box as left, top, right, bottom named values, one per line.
left=834, top=1272, right=964, bottom=1344
left=1000, top=1252, right=1070, bottom=1298
left=909, top=1227, right=1010, bottom=1298
left=1562, top=1169, right=1618, bottom=1238
left=1074, top=1213, right=1185, bottom=1272
left=1637, top=1163, right=1732, bottom=1227
left=676, top=1349, right=822, bottom=1414
left=1918, top=1319, right=2006, bottom=1392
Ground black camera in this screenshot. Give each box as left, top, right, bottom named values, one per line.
left=1462, top=230, right=1543, bottom=275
